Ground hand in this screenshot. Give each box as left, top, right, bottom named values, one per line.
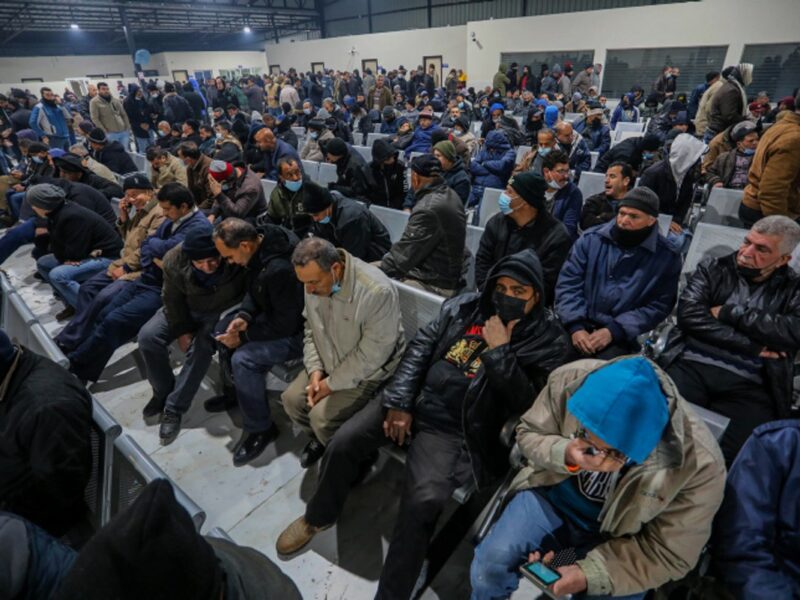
left=587, top=328, right=613, bottom=353
left=207, top=174, right=222, bottom=197
left=669, top=221, right=683, bottom=234
left=713, top=182, right=724, bottom=188
left=710, top=305, right=722, bottom=319
left=571, top=330, right=595, bottom=355
left=214, top=330, right=241, bottom=349
left=403, top=208, right=411, bottom=214
left=109, top=266, right=125, bottom=280
left=11, top=170, right=22, bottom=179
left=177, top=333, right=193, bottom=353
left=118, top=198, right=129, bottom=222
left=226, top=317, right=249, bottom=334
left=42, top=136, right=49, bottom=145
left=305, top=370, right=324, bottom=407
left=64, top=260, right=81, bottom=266
left=207, top=214, right=216, bottom=224
left=12, top=184, right=24, bottom=192
left=34, top=227, right=48, bottom=236
left=141, top=123, right=150, bottom=130
left=760, top=348, right=788, bottom=359
left=383, top=409, right=413, bottom=446
left=565, top=438, right=624, bottom=472
left=528, top=551, right=588, bottom=597
left=153, top=257, right=163, bottom=269
left=482, top=315, right=518, bottom=349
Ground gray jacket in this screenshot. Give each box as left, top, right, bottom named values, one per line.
left=303, top=249, right=405, bottom=391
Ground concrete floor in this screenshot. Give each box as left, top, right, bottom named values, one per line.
left=3, top=240, right=538, bottom=600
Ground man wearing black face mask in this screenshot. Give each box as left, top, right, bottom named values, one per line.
left=556, top=187, right=681, bottom=359
left=275, top=249, right=569, bottom=598
left=659, top=215, right=800, bottom=465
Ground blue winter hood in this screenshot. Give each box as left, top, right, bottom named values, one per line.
left=484, top=129, right=511, bottom=152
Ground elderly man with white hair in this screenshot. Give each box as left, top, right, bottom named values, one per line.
left=660, top=215, right=800, bottom=465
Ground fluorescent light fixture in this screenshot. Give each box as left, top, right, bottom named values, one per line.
left=243, top=25, right=251, bottom=33
left=70, top=23, right=79, bottom=29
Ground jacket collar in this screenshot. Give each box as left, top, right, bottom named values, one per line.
left=332, top=249, right=355, bottom=303
left=597, top=219, right=659, bottom=253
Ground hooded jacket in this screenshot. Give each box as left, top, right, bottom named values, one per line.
left=659, top=254, right=800, bottom=418
left=0, top=348, right=92, bottom=537
left=707, top=65, right=752, bottom=134
left=122, top=85, right=152, bottom=139
left=381, top=179, right=466, bottom=291
left=312, top=194, right=392, bottom=263
left=210, top=166, right=267, bottom=222
left=46, top=201, right=122, bottom=262
left=493, top=64, right=511, bottom=96
left=469, top=130, right=515, bottom=207
left=330, top=146, right=373, bottom=201
left=511, top=357, right=726, bottom=596
left=162, top=92, right=193, bottom=125
left=24, top=178, right=117, bottom=226
left=382, top=250, right=570, bottom=487
left=369, top=139, right=407, bottom=209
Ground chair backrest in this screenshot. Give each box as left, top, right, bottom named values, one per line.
left=682, top=223, right=747, bottom=279
left=464, top=225, right=484, bottom=290
left=373, top=123, right=383, bottom=133
left=394, top=281, right=444, bottom=342
left=317, top=162, right=338, bottom=186
left=367, top=132, right=390, bottom=148
left=90, top=398, right=122, bottom=527
left=657, top=214, right=673, bottom=236
left=352, top=145, right=372, bottom=163
left=701, top=187, right=745, bottom=227
left=478, top=187, right=503, bottom=227
left=470, top=121, right=482, bottom=137
left=688, top=402, right=730, bottom=442
left=613, top=121, right=645, bottom=141
left=611, top=131, right=641, bottom=148
left=291, top=126, right=305, bottom=139
left=129, top=152, right=147, bottom=172
left=409, top=151, right=424, bottom=161
left=369, top=204, right=409, bottom=243
left=564, top=112, right=582, bottom=122
left=261, top=179, right=277, bottom=199
left=515, top=145, right=531, bottom=165
left=589, top=151, right=599, bottom=170
left=301, top=160, right=320, bottom=182
left=577, top=171, right=605, bottom=200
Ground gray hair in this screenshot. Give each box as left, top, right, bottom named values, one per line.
left=69, top=144, right=88, bottom=157
left=752, top=215, right=800, bottom=255
left=212, top=218, right=258, bottom=248
left=292, top=237, right=341, bottom=271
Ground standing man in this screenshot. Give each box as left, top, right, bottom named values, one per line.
left=29, top=87, right=73, bottom=150
left=89, top=82, right=132, bottom=151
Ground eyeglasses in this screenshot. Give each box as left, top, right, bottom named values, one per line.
left=573, top=428, right=627, bottom=463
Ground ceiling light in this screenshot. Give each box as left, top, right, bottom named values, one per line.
left=70, top=23, right=79, bottom=29
left=243, top=25, right=251, bottom=33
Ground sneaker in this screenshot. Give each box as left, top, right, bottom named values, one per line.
left=300, top=438, right=325, bottom=469
left=142, top=396, right=166, bottom=420
left=276, top=515, right=331, bottom=556
left=159, top=410, right=182, bottom=446
left=55, top=306, right=75, bottom=322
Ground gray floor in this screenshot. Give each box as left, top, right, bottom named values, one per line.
left=3, top=240, right=538, bottom=600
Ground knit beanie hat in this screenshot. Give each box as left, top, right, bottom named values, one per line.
left=433, top=140, right=456, bottom=163
left=26, top=183, right=66, bottom=211
left=619, top=186, right=659, bottom=217
left=325, top=137, right=348, bottom=158
left=302, top=181, right=334, bottom=213
left=567, top=357, right=669, bottom=464
left=208, top=160, right=234, bottom=182
left=0, top=329, right=17, bottom=380
left=87, top=128, right=107, bottom=144
left=410, top=154, right=442, bottom=177
left=509, top=172, right=548, bottom=211
left=182, top=229, right=219, bottom=260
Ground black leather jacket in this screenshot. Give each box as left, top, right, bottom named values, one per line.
left=659, top=254, right=800, bottom=417
left=381, top=250, right=571, bottom=487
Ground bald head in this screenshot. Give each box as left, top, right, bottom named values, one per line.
left=255, top=127, right=276, bottom=151
left=555, top=122, right=574, bottom=145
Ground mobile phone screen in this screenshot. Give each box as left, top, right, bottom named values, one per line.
left=525, top=561, right=561, bottom=585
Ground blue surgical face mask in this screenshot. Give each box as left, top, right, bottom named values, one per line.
left=319, top=215, right=331, bottom=225
left=221, top=183, right=231, bottom=192
left=538, top=146, right=551, bottom=157
left=331, top=280, right=342, bottom=295
left=32, top=156, right=44, bottom=164
left=741, top=147, right=756, bottom=156
left=458, top=101, right=465, bottom=108
left=309, top=131, right=319, bottom=140
left=498, top=192, right=514, bottom=215
left=284, top=179, right=302, bottom=192
left=642, top=152, right=654, bottom=160
left=303, top=108, right=312, bottom=115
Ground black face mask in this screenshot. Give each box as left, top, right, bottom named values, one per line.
left=611, top=223, right=655, bottom=247
left=43, top=98, right=57, bottom=107
left=492, top=291, right=528, bottom=323
left=736, top=263, right=764, bottom=281
left=560, top=141, right=572, bottom=153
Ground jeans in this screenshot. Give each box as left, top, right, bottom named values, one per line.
left=7, top=191, right=24, bottom=221
left=36, top=253, right=113, bottom=308
left=55, top=274, right=127, bottom=353
left=106, top=131, right=130, bottom=151
left=47, top=135, right=70, bottom=151
left=67, top=281, right=162, bottom=382
left=304, top=398, right=472, bottom=600
left=135, top=135, right=153, bottom=153
left=0, top=218, right=36, bottom=264
left=138, top=308, right=219, bottom=415
left=470, top=489, right=647, bottom=600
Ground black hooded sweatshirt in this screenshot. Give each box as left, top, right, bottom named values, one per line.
left=368, top=138, right=407, bottom=209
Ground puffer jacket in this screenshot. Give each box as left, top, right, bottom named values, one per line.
left=511, top=357, right=726, bottom=597
left=741, top=111, right=800, bottom=220
left=659, top=254, right=800, bottom=418
left=382, top=250, right=571, bottom=487
left=108, top=197, right=165, bottom=280
left=555, top=221, right=681, bottom=344
left=150, top=152, right=188, bottom=189
left=469, top=130, right=515, bottom=207
left=381, top=179, right=466, bottom=291
left=210, top=167, right=267, bottom=222
left=403, top=124, right=441, bottom=158
left=161, top=242, right=247, bottom=338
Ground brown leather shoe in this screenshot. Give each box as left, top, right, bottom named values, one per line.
left=276, top=516, right=330, bottom=556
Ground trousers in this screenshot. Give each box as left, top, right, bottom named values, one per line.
left=55, top=275, right=127, bottom=353
left=36, top=253, right=113, bottom=308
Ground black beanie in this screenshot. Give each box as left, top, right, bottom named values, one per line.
left=302, top=181, right=334, bottom=213
left=182, top=229, right=219, bottom=260
left=410, top=154, right=442, bottom=177
left=509, top=171, right=548, bottom=211
left=325, top=137, right=347, bottom=158
left=54, top=479, right=223, bottom=600
left=619, top=186, right=659, bottom=217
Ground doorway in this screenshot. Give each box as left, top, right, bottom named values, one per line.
left=311, top=62, right=325, bottom=75
left=422, top=55, right=443, bottom=89
left=361, top=58, right=378, bottom=77
left=270, top=65, right=281, bottom=76
left=171, top=69, right=189, bottom=83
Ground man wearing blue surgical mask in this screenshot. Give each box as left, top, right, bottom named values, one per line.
left=516, top=128, right=558, bottom=176
left=705, top=125, right=759, bottom=190
left=262, top=157, right=313, bottom=237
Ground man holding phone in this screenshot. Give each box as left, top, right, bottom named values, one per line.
left=470, top=357, right=726, bottom=599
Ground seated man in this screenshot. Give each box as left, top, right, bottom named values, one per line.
left=555, top=121, right=591, bottom=182
left=403, top=105, right=440, bottom=158
left=207, top=160, right=266, bottom=224
left=276, top=250, right=571, bottom=599
left=580, top=161, right=634, bottom=232
left=252, top=127, right=300, bottom=180
left=470, top=357, right=726, bottom=600
left=433, top=140, right=471, bottom=205
left=264, top=157, right=313, bottom=237
left=324, top=138, right=372, bottom=202
left=207, top=219, right=305, bottom=466
left=138, top=228, right=246, bottom=445
left=53, top=152, right=124, bottom=201
left=147, top=146, right=188, bottom=190
left=302, top=181, right=391, bottom=263
left=32, top=184, right=123, bottom=319
left=0, top=328, right=92, bottom=537
left=87, top=127, right=137, bottom=175
left=476, top=171, right=571, bottom=301
left=660, top=216, right=800, bottom=464
left=66, top=183, right=211, bottom=383
left=542, top=149, right=583, bottom=240
left=176, top=142, right=214, bottom=211
left=705, top=124, right=759, bottom=190
left=713, top=419, right=800, bottom=599
left=379, top=155, right=466, bottom=297
left=369, top=138, right=407, bottom=209
left=556, top=187, right=681, bottom=358
left=299, top=118, right=334, bottom=163
left=56, top=174, right=165, bottom=351
left=281, top=237, right=405, bottom=468
left=515, top=127, right=558, bottom=176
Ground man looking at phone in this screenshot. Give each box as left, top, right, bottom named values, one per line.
left=276, top=250, right=570, bottom=600
left=470, top=357, right=725, bottom=599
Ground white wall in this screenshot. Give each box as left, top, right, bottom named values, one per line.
left=466, top=0, right=800, bottom=89
left=158, top=51, right=268, bottom=78
left=264, top=25, right=467, bottom=74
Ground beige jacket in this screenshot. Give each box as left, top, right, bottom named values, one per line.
left=89, top=95, right=131, bottom=133
left=151, top=153, right=188, bottom=189
left=108, top=198, right=166, bottom=280
left=86, top=157, right=118, bottom=183
left=302, top=249, right=406, bottom=392
left=693, top=79, right=723, bottom=135
left=511, top=358, right=726, bottom=597
left=299, top=129, right=334, bottom=162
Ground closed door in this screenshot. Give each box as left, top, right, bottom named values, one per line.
left=423, top=55, right=443, bottom=89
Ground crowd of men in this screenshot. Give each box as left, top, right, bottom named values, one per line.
left=0, top=57, right=799, bottom=600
